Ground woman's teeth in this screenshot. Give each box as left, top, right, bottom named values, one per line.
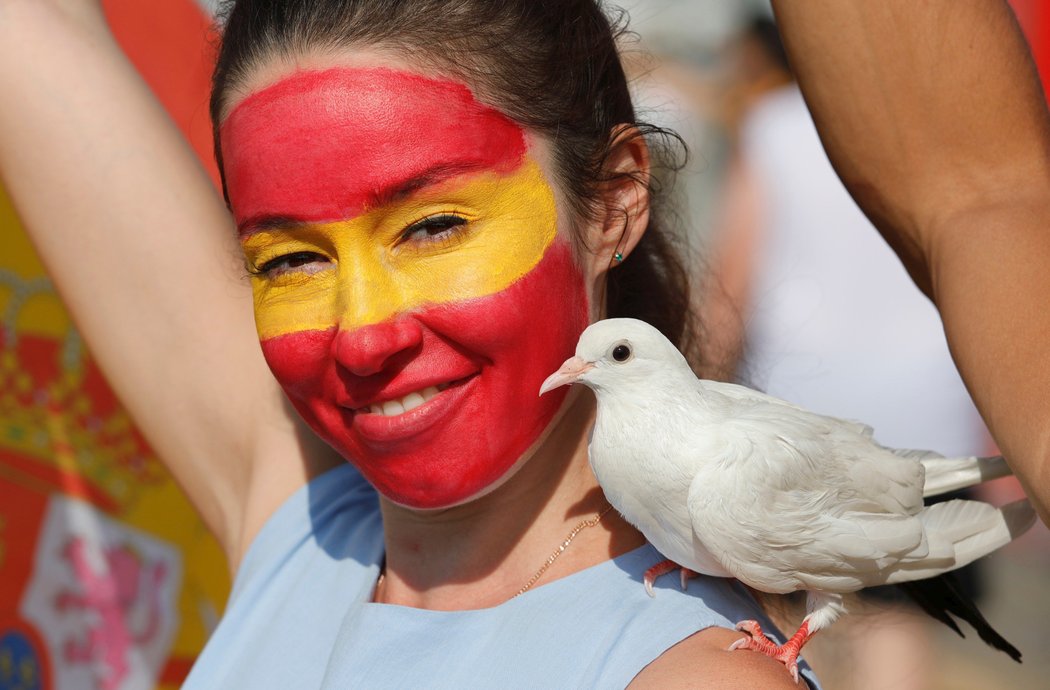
left=368, top=385, right=441, bottom=416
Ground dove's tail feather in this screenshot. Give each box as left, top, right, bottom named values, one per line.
left=936, top=498, right=1036, bottom=567
left=888, top=498, right=1036, bottom=582
left=898, top=571, right=1022, bottom=662
left=914, top=453, right=1013, bottom=497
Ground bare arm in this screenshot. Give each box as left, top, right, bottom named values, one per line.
left=0, top=0, right=339, bottom=568
left=772, top=0, right=1050, bottom=523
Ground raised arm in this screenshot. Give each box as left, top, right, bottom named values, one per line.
left=771, top=0, right=1050, bottom=523
left=0, top=0, right=338, bottom=568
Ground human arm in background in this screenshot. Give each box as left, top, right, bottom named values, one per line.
left=0, top=0, right=341, bottom=571
left=772, top=0, right=1050, bottom=523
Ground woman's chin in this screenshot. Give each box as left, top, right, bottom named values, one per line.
left=369, top=457, right=528, bottom=511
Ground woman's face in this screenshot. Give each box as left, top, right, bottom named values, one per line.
left=221, top=59, right=596, bottom=509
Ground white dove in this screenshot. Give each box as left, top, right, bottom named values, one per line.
left=540, top=317, right=1036, bottom=682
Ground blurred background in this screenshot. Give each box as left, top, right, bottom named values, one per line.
left=1, top=1, right=1046, bottom=688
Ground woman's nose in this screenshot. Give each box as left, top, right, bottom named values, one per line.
left=331, top=317, right=424, bottom=376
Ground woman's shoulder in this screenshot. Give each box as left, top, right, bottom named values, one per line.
left=628, top=626, right=809, bottom=689
left=231, top=462, right=381, bottom=600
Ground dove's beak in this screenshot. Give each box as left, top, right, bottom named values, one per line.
left=539, top=356, right=594, bottom=396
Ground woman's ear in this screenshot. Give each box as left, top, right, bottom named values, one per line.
left=589, top=126, right=652, bottom=277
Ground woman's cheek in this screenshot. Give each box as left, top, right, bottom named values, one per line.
left=417, top=238, right=590, bottom=432
left=258, top=328, right=335, bottom=401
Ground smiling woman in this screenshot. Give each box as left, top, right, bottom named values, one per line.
left=0, top=0, right=815, bottom=687
left=3, top=0, right=1043, bottom=685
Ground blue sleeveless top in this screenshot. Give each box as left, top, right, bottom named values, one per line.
left=183, top=465, right=820, bottom=688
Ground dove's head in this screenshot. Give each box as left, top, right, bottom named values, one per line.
left=540, top=318, right=693, bottom=397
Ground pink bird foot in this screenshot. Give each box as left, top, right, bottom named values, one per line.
left=642, top=559, right=696, bottom=597
left=728, top=619, right=813, bottom=684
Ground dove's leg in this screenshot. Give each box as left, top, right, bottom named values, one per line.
left=729, top=620, right=811, bottom=683
left=642, top=559, right=697, bottom=597
left=729, top=591, right=846, bottom=684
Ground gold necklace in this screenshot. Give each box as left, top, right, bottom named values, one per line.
left=373, top=503, right=615, bottom=602
left=514, top=503, right=614, bottom=597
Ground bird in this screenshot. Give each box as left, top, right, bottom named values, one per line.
left=539, top=317, right=1036, bottom=683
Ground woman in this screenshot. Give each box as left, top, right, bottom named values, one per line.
left=0, top=0, right=811, bottom=686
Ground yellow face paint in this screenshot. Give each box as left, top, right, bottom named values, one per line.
left=242, top=159, right=557, bottom=340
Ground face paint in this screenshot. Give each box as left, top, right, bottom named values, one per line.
left=222, top=68, right=589, bottom=508
left=223, top=68, right=528, bottom=227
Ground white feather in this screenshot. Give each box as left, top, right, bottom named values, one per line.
left=917, top=454, right=1013, bottom=497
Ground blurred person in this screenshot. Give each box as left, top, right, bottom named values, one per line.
left=719, top=15, right=793, bottom=145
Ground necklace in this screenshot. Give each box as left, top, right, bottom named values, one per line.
left=514, top=503, right=614, bottom=597
left=372, top=503, right=615, bottom=602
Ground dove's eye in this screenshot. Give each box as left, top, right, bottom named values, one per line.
left=611, top=343, right=632, bottom=363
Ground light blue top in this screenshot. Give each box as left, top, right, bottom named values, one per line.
left=184, top=465, right=820, bottom=689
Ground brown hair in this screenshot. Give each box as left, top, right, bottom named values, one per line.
left=210, top=0, right=703, bottom=370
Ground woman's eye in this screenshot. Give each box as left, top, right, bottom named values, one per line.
left=254, top=251, right=329, bottom=277
left=401, top=214, right=468, bottom=244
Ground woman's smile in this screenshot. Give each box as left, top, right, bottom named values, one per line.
left=350, top=373, right=480, bottom=443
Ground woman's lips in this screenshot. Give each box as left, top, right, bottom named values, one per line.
left=347, top=374, right=479, bottom=444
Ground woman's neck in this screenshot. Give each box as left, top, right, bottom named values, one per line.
left=374, top=391, right=646, bottom=609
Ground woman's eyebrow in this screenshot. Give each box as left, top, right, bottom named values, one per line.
left=236, top=160, right=496, bottom=236
left=369, top=161, right=490, bottom=208
left=237, top=215, right=307, bottom=238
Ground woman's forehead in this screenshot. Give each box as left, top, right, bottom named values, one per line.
left=220, top=66, right=530, bottom=228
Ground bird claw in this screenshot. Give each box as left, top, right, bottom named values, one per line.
left=729, top=619, right=806, bottom=685
left=727, top=637, right=750, bottom=652
left=642, top=559, right=695, bottom=597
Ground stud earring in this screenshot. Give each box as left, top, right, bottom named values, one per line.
left=613, top=252, right=624, bottom=263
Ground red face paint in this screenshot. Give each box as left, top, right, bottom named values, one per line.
left=222, top=68, right=527, bottom=227
left=223, top=67, right=591, bottom=508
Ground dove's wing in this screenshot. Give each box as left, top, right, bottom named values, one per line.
left=699, top=379, right=876, bottom=439
left=701, top=380, right=1015, bottom=498
left=684, top=390, right=932, bottom=594
left=706, top=380, right=1011, bottom=516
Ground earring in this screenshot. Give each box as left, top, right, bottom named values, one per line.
left=613, top=252, right=624, bottom=263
